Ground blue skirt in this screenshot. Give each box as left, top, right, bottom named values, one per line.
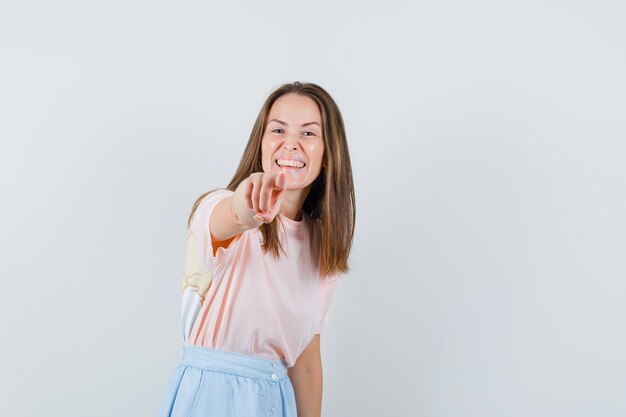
left=156, top=345, right=297, bottom=417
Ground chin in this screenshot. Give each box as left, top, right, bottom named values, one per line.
left=284, top=178, right=312, bottom=191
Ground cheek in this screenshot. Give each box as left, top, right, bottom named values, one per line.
left=261, top=140, right=273, bottom=169
left=308, top=143, right=324, bottom=167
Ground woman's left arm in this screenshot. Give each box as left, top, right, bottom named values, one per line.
left=288, top=334, right=324, bottom=417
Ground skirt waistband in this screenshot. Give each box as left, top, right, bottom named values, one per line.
left=181, top=344, right=288, bottom=381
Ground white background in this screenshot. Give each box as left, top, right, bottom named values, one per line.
left=1, top=1, right=625, bottom=416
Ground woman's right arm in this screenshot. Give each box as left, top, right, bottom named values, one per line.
left=209, top=172, right=286, bottom=242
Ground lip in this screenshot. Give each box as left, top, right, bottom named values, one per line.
left=274, top=156, right=306, bottom=166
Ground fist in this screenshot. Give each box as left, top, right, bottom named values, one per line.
left=233, top=172, right=287, bottom=225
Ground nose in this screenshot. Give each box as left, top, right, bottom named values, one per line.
left=283, top=133, right=300, bottom=150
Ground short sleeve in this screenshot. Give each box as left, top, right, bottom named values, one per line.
left=181, top=188, right=242, bottom=343
left=314, top=276, right=339, bottom=334
left=188, top=188, right=244, bottom=273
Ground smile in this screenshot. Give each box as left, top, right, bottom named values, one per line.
left=275, top=158, right=306, bottom=169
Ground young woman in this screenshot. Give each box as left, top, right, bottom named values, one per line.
left=156, top=81, right=355, bottom=417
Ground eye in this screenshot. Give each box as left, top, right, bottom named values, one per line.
left=271, top=128, right=283, bottom=133
left=303, top=131, right=315, bottom=136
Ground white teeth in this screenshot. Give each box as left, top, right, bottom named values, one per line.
left=276, top=159, right=305, bottom=168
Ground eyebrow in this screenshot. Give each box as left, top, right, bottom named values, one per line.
left=268, top=119, right=321, bottom=127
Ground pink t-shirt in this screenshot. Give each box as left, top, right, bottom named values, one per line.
left=180, top=189, right=340, bottom=368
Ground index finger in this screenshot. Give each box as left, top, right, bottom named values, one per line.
left=259, top=173, right=283, bottom=213
left=274, top=172, right=286, bottom=190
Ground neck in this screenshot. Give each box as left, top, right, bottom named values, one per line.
left=279, top=186, right=311, bottom=221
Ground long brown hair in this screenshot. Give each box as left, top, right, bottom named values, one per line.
left=187, top=81, right=355, bottom=278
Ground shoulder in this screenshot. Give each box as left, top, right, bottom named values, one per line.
left=202, top=188, right=234, bottom=201
left=193, top=188, right=234, bottom=212
left=320, top=269, right=342, bottom=283
left=189, top=188, right=235, bottom=229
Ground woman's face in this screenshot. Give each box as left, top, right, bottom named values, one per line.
left=261, top=93, right=325, bottom=191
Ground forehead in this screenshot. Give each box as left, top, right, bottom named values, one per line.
left=267, top=94, right=321, bottom=124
